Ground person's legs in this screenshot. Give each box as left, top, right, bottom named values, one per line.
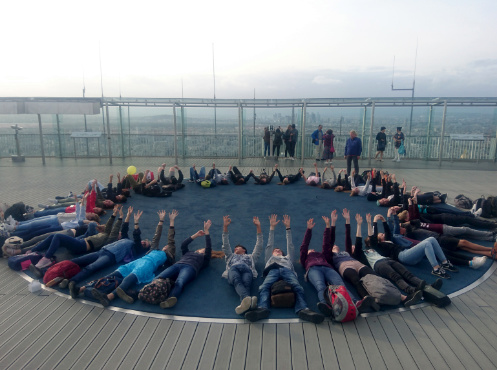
left=233, top=166, right=242, bottom=176
left=116, top=273, right=138, bottom=293
left=307, top=266, right=327, bottom=304
left=34, top=207, right=66, bottom=218
left=398, top=237, right=440, bottom=268
left=199, top=167, right=206, bottom=179
left=457, top=239, right=494, bottom=257
left=228, top=264, right=252, bottom=300
left=189, top=167, right=198, bottom=181
left=257, top=269, right=281, bottom=310
left=156, top=263, right=181, bottom=280
left=453, top=215, right=497, bottom=230
left=389, top=260, right=424, bottom=288
left=168, top=265, right=197, bottom=298
left=279, top=268, right=308, bottom=313
left=443, top=225, right=494, bottom=241
left=71, top=252, right=116, bottom=284
left=342, top=268, right=369, bottom=298
left=353, top=156, right=359, bottom=174
left=346, top=156, right=352, bottom=175
left=375, top=260, right=417, bottom=294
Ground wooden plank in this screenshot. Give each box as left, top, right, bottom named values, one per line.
left=134, top=319, right=174, bottom=369
left=409, top=308, right=464, bottom=369
left=302, top=323, right=324, bottom=370
left=388, top=312, right=434, bottom=370
left=315, top=322, right=339, bottom=370
left=0, top=293, right=28, bottom=316
left=0, top=276, right=29, bottom=295
left=365, top=316, right=402, bottom=370
left=99, top=315, right=149, bottom=370
left=0, top=293, right=47, bottom=329
left=69, top=311, right=126, bottom=369
left=275, top=323, right=292, bottom=370
left=38, top=308, right=110, bottom=370
left=165, top=321, right=198, bottom=370
left=261, top=324, right=276, bottom=370
left=21, top=304, right=94, bottom=369
left=353, top=317, right=385, bottom=370
left=245, top=324, right=263, bottom=370
left=329, top=321, right=355, bottom=370
left=341, top=321, right=371, bottom=370
left=214, top=324, right=236, bottom=370
left=114, top=317, right=160, bottom=370
left=289, top=323, right=307, bottom=370
left=53, top=309, right=116, bottom=370
left=377, top=315, right=416, bottom=369
left=150, top=320, right=186, bottom=370
left=0, top=299, right=76, bottom=368
left=455, top=294, right=497, bottom=343
left=197, top=323, right=223, bottom=370
left=429, top=305, right=494, bottom=369
left=181, top=322, right=211, bottom=370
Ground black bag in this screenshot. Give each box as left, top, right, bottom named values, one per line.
left=474, top=196, right=493, bottom=218
left=487, top=196, right=497, bottom=217
left=270, top=280, right=295, bottom=308
left=454, top=194, right=473, bottom=209
left=8, top=252, right=43, bottom=271
left=138, top=278, right=172, bottom=305
left=422, top=285, right=451, bottom=308
left=83, top=275, right=123, bottom=299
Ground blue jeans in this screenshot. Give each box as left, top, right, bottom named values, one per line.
left=34, top=207, right=66, bottom=218
left=264, top=143, right=270, bottom=156
left=307, top=265, right=359, bottom=304
left=70, top=250, right=116, bottom=284
left=398, top=237, right=447, bottom=268
left=190, top=167, right=206, bottom=181
left=109, top=271, right=138, bottom=295
left=31, top=233, right=87, bottom=259
left=259, top=267, right=307, bottom=313
left=228, top=263, right=253, bottom=300
left=156, top=264, right=197, bottom=298
left=13, top=218, right=63, bottom=240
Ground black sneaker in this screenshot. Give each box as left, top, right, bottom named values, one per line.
left=317, top=302, right=333, bottom=317
left=356, top=295, right=375, bottom=314
left=28, top=264, right=43, bottom=279
left=91, top=289, right=110, bottom=307
left=440, top=194, right=447, bottom=203
left=432, top=268, right=451, bottom=279
left=245, top=308, right=270, bottom=322
left=404, top=290, right=423, bottom=307
left=59, top=279, right=69, bottom=289
left=441, top=261, right=458, bottom=272
left=430, top=278, right=443, bottom=290
left=298, top=308, right=325, bottom=324
left=116, top=287, right=135, bottom=304
left=416, top=280, right=426, bottom=291
left=68, top=281, right=79, bottom=299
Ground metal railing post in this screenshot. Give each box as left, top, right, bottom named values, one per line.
left=119, top=106, right=125, bottom=158
left=301, top=101, right=307, bottom=165
left=173, top=103, right=178, bottom=164
left=105, top=104, right=112, bottom=164
left=367, top=102, right=375, bottom=166
left=181, top=106, right=186, bottom=158
left=438, top=101, right=447, bottom=166
left=37, top=114, right=46, bottom=165
left=238, top=102, right=243, bottom=161
left=425, top=105, right=433, bottom=160
left=56, top=114, right=63, bottom=158
left=361, top=106, right=367, bottom=151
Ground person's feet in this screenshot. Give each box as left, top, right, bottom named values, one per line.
left=416, top=280, right=426, bottom=291
left=160, top=296, right=178, bottom=309
left=432, top=267, right=451, bottom=279
left=245, top=307, right=270, bottom=322
left=45, top=276, right=63, bottom=287
left=356, top=295, right=376, bottom=313
left=28, top=263, right=43, bottom=278
left=92, top=289, right=110, bottom=307
left=317, top=302, right=333, bottom=316
left=35, top=257, right=53, bottom=269
left=59, top=279, right=69, bottom=289
left=430, top=278, right=443, bottom=290
left=470, top=256, right=487, bottom=269
left=403, top=290, right=423, bottom=307
left=116, top=287, right=135, bottom=304
left=235, top=296, right=252, bottom=315
left=68, top=281, right=79, bottom=299
left=297, top=308, right=325, bottom=324
left=441, top=261, right=458, bottom=273
left=250, top=296, right=258, bottom=310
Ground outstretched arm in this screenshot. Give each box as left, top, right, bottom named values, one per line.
left=283, top=215, right=295, bottom=262
left=222, top=215, right=233, bottom=258
left=251, top=216, right=263, bottom=262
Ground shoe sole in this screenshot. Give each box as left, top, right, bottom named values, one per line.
left=298, top=310, right=325, bottom=324
left=317, top=302, right=333, bottom=316
left=250, top=296, right=258, bottom=310
left=235, top=297, right=252, bottom=315
left=45, top=277, right=63, bottom=287
left=91, top=289, right=110, bottom=307
left=28, top=264, right=43, bottom=278
left=68, top=282, right=78, bottom=299
left=245, top=309, right=270, bottom=322
left=59, top=279, right=69, bottom=289
left=404, top=292, right=423, bottom=307
left=160, top=297, right=177, bottom=309
left=116, top=287, right=135, bottom=304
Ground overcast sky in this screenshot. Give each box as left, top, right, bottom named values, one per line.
left=2, top=0, right=496, bottom=99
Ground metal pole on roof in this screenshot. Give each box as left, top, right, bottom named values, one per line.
left=425, top=105, right=433, bottom=160
left=238, top=102, right=242, bottom=162
left=301, top=100, right=307, bottom=165
left=367, top=102, right=375, bottom=166
left=438, top=100, right=447, bottom=166
left=361, top=106, right=367, bottom=152
left=127, top=106, right=131, bottom=157
left=56, top=114, right=63, bottom=158
left=105, top=104, right=112, bottom=164
left=173, top=103, right=178, bottom=164
left=119, top=106, right=125, bottom=158
left=37, top=114, right=46, bottom=165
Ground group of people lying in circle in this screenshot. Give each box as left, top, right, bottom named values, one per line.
left=1, top=162, right=497, bottom=324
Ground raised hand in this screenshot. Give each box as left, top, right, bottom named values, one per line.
left=322, top=215, right=330, bottom=228
left=355, top=214, right=363, bottom=224
left=204, top=220, right=212, bottom=233
left=253, top=216, right=260, bottom=227
left=269, top=214, right=280, bottom=229
left=331, top=210, right=338, bottom=224
left=134, top=210, right=143, bottom=222
left=223, top=215, right=231, bottom=228
left=283, top=214, right=291, bottom=228
left=157, top=210, right=166, bottom=221
left=127, top=206, right=134, bottom=216
left=366, top=213, right=372, bottom=223
left=169, top=209, right=179, bottom=220
left=342, top=208, right=350, bottom=220
left=307, top=218, right=315, bottom=229
left=118, top=207, right=124, bottom=219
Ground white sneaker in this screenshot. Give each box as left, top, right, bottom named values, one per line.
left=471, top=204, right=478, bottom=214
left=474, top=208, right=483, bottom=217
left=235, top=296, right=252, bottom=315
left=35, top=257, right=53, bottom=269
left=471, top=256, right=487, bottom=269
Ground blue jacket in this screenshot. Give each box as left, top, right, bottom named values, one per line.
left=344, top=137, right=362, bottom=156
left=311, top=129, right=322, bottom=145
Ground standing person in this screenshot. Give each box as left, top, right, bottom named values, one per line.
left=311, top=125, right=324, bottom=161
left=245, top=215, right=325, bottom=323
left=283, top=124, right=292, bottom=159
left=393, top=127, right=405, bottom=162
left=263, top=127, right=271, bottom=158
left=323, top=129, right=335, bottom=164
left=375, top=127, right=387, bottom=161
left=290, top=123, right=299, bottom=160
left=273, top=127, right=283, bottom=158
left=344, top=130, right=362, bottom=176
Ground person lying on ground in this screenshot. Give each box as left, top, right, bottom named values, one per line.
left=320, top=165, right=337, bottom=189
left=207, top=163, right=229, bottom=185
left=245, top=214, right=325, bottom=324
left=275, top=165, right=302, bottom=185
left=301, top=163, right=321, bottom=186
left=222, top=215, right=263, bottom=315
left=249, top=166, right=276, bottom=185
left=228, top=166, right=253, bottom=185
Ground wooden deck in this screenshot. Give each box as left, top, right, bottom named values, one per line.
left=1, top=157, right=497, bottom=369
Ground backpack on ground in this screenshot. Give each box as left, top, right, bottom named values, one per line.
left=8, top=252, right=43, bottom=271
left=487, top=196, right=497, bottom=217
left=360, top=274, right=402, bottom=306
left=138, top=278, right=173, bottom=305
left=43, top=260, right=81, bottom=284
left=2, top=236, right=23, bottom=258
left=270, top=280, right=295, bottom=308
left=83, top=275, right=123, bottom=300
left=422, top=285, right=451, bottom=308
left=474, top=196, right=493, bottom=218
left=453, top=194, right=473, bottom=209
left=323, top=285, right=358, bottom=322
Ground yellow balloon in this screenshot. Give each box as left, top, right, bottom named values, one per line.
left=127, top=166, right=137, bottom=175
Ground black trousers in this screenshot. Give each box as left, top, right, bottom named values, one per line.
left=374, top=259, right=423, bottom=294
left=346, top=156, right=359, bottom=176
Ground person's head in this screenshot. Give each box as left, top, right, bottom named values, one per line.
left=292, top=124, right=296, bottom=129
left=326, top=129, right=333, bottom=135
left=364, top=236, right=371, bottom=247
left=121, top=189, right=131, bottom=197
left=170, top=176, right=178, bottom=185
left=264, top=127, right=268, bottom=131
left=260, top=177, right=267, bottom=184
left=102, top=199, right=114, bottom=209
left=283, top=178, right=289, bottom=185
left=141, top=239, right=151, bottom=249
left=321, top=183, right=331, bottom=189
left=205, top=174, right=212, bottom=180
left=115, top=194, right=127, bottom=203
left=399, top=226, right=407, bottom=235
left=334, top=185, right=344, bottom=192
left=377, top=198, right=390, bottom=206
left=236, top=179, right=245, bottom=185
left=287, top=124, right=292, bottom=130
left=309, top=180, right=317, bottom=187
left=350, top=130, right=357, bottom=139
left=86, top=212, right=101, bottom=222
left=381, top=126, right=386, bottom=132
left=272, top=248, right=284, bottom=256
left=398, top=210, right=409, bottom=222
left=196, top=248, right=206, bottom=254
left=397, top=126, right=402, bottom=132
left=318, top=125, right=323, bottom=130
left=332, top=245, right=340, bottom=253
left=276, top=128, right=280, bottom=133
left=221, top=179, right=229, bottom=185
left=377, top=233, right=385, bottom=242
left=92, top=207, right=105, bottom=215
left=234, top=244, right=247, bottom=254
left=350, top=188, right=360, bottom=196
left=307, top=249, right=316, bottom=254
